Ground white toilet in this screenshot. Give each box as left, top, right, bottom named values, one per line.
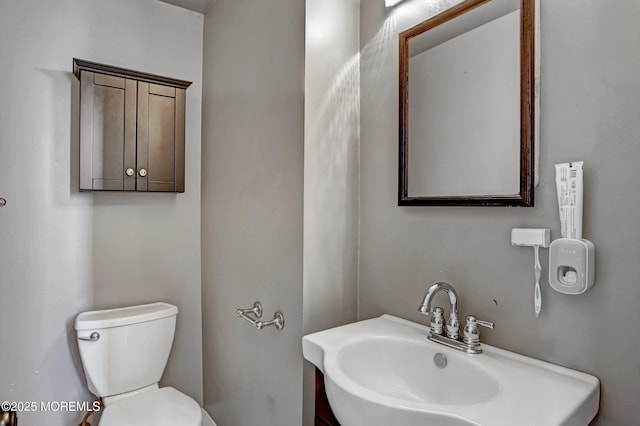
left=75, top=302, right=202, bottom=426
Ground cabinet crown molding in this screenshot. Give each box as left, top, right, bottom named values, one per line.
left=73, top=58, right=192, bottom=89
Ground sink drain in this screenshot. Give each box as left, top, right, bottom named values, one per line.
left=434, top=352, right=447, bottom=368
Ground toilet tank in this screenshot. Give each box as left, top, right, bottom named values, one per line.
left=75, top=303, right=178, bottom=397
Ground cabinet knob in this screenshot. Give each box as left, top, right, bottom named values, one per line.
left=0, top=198, right=6, bottom=207
left=139, top=168, right=147, bottom=177
left=125, top=168, right=135, bottom=177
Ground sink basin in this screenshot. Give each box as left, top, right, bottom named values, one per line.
left=303, top=315, right=599, bottom=426
left=339, top=336, right=500, bottom=406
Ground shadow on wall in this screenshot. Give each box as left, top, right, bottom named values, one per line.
left=361, top=0, right=465, bottom=106
left=306, top=51, right=361, bottom=302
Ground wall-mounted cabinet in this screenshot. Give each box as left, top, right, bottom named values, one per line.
left=73, top=59, right=191, bottom=192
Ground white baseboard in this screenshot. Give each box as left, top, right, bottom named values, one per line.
left=202, top=408, right=217, bottom=426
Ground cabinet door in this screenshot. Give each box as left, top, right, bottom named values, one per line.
left=79, top=71, right=137, bottom=190
left=136, top=82, right=186, bottom=192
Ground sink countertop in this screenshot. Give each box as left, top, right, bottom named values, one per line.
left=303, top=315, right=600, bottom=426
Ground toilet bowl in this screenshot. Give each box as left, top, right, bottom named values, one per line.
left=75, top=302, right=202, bottom=426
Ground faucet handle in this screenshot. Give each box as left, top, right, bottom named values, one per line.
left=429, top=307, right=445, bottom=335
left=463, top=315, right=494, bottom=345
left=474, top=316, right=494, bottom=330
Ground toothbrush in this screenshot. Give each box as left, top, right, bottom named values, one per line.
left=534, top=245, right=542, bottom=317
left=511, top=228, right=550, bottom=319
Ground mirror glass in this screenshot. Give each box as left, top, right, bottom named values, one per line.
left=399, top=0, right=537, bottom=206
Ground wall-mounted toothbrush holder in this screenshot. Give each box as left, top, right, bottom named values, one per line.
left=512, top=228, right=551, bottom=318
left=236, top=301, right=284, bottom=331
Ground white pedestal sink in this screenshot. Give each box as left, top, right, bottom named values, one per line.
left=303, top=315, right=599, bottom=426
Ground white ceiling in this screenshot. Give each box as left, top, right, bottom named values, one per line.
left=158, top=0, right=215, bottom=14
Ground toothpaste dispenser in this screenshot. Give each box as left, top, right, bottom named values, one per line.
left=548, top=238, right=595, bottom=294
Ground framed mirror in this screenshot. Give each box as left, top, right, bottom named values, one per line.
left=398, top=0, right=538, bottom=206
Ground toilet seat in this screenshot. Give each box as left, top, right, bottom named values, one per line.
left=99, top=387, right=202, bottom=426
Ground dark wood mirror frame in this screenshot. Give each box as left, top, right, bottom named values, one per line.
left=398, top=0, right=535, bottom=207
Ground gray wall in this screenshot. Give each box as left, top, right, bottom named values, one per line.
left=360, top=0, right=640, bottom=425
left=200, top=0, right=305, bottom=424
left=0, top=1, right=203, bottom=424
left=303, top=0, right=360, bottom=423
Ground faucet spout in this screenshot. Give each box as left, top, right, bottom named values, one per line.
left=418, top=281, right=458, bottom=316
left=416, top=281, right=489, bottom=353
left=418, top=282, right=460, bottom=339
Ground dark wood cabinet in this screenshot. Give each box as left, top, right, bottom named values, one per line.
left=315, top=368, right=340, bottom=426
left=74, top=59, right=191, bottom=192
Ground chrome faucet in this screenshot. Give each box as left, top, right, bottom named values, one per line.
left=418, top=282, right=494, bottom=354
left=418, top=281, right=460, bottom=340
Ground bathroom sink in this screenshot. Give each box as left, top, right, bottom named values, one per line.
left=339, top=336, right=500, bottom=407
left=303, top=315, right=599, bottom=426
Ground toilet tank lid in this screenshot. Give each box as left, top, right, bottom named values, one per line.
left=75, top=302, right=178, bottom=330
